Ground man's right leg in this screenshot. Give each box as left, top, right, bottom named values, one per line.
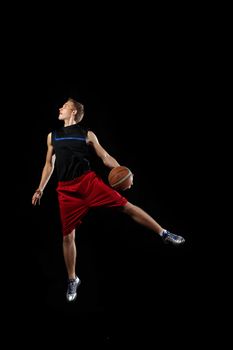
left=63, top=229, right=81, bottom=302
left=63, top=229, right=77, bottom=279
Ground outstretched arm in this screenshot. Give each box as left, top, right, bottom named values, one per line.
left=32, top=132, right=55, bottom=206
left=87, top=130, right=120, bottom=169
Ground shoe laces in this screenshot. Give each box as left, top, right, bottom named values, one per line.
left=164, top=231, right=183, bottom=242
left=167, top=231, right=178, bottom=239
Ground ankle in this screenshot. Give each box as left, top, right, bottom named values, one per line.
left=159, top=229, right=166, bottom=236
left=68, top=275, right=76, bottom=280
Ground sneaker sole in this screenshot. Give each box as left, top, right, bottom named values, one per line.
left=163, top=238, right=185, bottom=246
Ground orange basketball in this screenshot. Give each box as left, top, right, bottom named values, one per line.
left=108, top=166, right=133, bottom=191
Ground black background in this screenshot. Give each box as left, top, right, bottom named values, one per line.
left=4, top=6, right=215, bottom=346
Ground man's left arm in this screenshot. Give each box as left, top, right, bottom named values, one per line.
left=87, top=130, right=120, bottom=169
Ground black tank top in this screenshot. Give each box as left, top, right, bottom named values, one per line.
left=52, top=124, right=91, bottom=181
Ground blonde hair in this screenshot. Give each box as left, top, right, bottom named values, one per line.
left=68, top=98, right=84, bottom=123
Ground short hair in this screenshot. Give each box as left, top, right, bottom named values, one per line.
left=68, top=98, right=84, bottom=123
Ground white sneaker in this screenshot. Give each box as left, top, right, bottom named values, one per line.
left=66, top=276, right=81, bottom=302
left=162, top=230, right=185, bottom=245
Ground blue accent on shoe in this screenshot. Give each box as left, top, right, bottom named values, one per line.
left=162, top=230, right=185, bottom=245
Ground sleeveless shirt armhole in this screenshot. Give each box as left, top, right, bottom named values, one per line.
left=51, top=130, right=55, bottom=146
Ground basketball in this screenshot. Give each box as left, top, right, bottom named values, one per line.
left=108, top=166, right=133, bottom=191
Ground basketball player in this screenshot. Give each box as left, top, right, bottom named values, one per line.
left=32, top=98, right=185, bottom=302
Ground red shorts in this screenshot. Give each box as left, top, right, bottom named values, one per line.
left=56, top=170, right=128, bottom=236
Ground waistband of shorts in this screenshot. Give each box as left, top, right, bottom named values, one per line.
left=57, top=170, right=94, bottom=187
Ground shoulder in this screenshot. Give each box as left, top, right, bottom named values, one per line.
left=47, top=131, right=53, bottom=141
left=50, top=126, right=63, bottom=140
left=87, top=130, right=95, bottom=137
left=49, top=129, right=58, bottom=145
left=87, top=130, right=98, bottom=144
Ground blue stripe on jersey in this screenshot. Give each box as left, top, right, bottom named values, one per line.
left=55, top=136, right=86, bottom=141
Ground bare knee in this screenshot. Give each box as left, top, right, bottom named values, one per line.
left=63, top=229, right=75, bottom=245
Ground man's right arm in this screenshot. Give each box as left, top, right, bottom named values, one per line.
left=32, top=132, right=55, bottom=206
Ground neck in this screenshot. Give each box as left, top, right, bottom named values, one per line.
left=64, top=120, right=77, bottom=127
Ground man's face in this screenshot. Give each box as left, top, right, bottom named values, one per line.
left=58, top=101, right=75, bottom=120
